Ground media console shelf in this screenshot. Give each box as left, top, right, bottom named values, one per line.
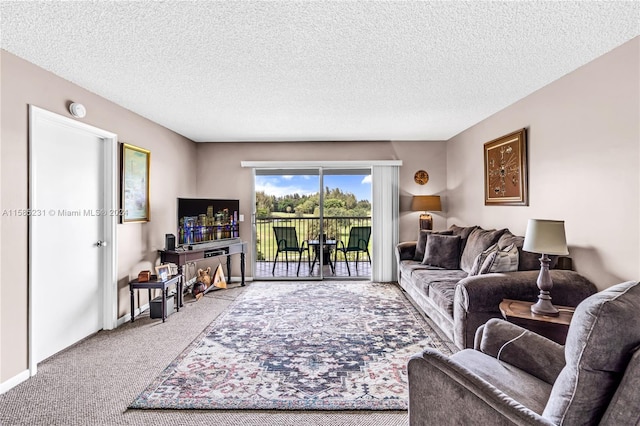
left=159, top=240, right=247, bottom=288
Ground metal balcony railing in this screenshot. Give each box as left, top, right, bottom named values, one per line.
left=255, top=216, right=372, bottom=278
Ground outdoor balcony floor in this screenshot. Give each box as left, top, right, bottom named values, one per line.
left=255, top=259, right=371, bottom=279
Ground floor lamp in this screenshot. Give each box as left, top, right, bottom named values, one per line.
left=411, top=195, right=441, bottom=230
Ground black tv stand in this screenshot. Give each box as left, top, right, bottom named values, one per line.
left=159, top=240, right=247, bottom=287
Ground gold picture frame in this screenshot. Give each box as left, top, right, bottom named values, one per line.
left=484, top=129, right=528, bottom=206
left=121, top=143, right=150, bottom=222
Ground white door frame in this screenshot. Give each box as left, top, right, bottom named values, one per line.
left=28, top=105, right=118, bottom=376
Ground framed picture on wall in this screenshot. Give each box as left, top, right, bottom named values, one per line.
left=120, top=143, right=150, bottom=222
left=484, top=129, right=528, bottom=206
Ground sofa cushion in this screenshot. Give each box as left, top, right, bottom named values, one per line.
left=543, top=281, right=640, bottom=425
left=468, top=243, right=518, bottom=276
left=400, top=260, right=432, bottom=276
left=422, top=234, right=461, bottom=269
left=429, top=279, right=458, bottom=317
left=448, top=224, right=478, bottom=254
left=416, top=269, right=468, bottom=317
left=412, top=265, right=466, bottom=302
left=401, top=265, right=432, bottom=297
left=497, top=231, right=560, bottom=271
left=497, top=231, right=541, bottom=271
left=468, top=244, right=495, bottom=276
left=479, top=243, right=519, bottom=274
left=460, top=228, right=507, bottom=273
left=414, top=229, right=454, bottom=261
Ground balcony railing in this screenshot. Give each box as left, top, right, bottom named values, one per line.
left=255, top=216, right=372, bottom=278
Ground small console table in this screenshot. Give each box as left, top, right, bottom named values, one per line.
left=158, top=240, right=247, bottom=287
left=130, top=274, right=182, bottom=323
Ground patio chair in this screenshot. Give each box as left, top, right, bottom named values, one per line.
left=334, top=226, right=371, bottom=276
left=272, top=226, right=309, bottom=276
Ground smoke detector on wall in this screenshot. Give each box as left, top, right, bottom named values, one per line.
left=69, top=102, right=87, bottom=118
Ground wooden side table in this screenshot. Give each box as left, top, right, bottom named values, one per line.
left=130, top=274, right=183, bottom=323
left=499, top=299, right=575, bottom=345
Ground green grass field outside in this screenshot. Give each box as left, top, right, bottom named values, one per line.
left=255, top=214, right=371, bottom=262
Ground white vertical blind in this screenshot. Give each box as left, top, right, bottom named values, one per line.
left=371, top=165, right=400, bottom=282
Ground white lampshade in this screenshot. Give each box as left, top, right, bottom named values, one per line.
left=523, top=219, right=569, bottom=256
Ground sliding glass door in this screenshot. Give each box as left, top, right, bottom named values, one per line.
left=322, top=169, right=372, bottom=279
left=253, top=167, right=371, bottom=280
left=254, top=168, right=320, bottom=279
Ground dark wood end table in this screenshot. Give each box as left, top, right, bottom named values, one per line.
left=129, top=274, right=183, bottom=323
left=499, top=299, right=575, bottom=345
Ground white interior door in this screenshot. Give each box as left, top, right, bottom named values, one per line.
left=30, top=106, right=117, bottom=366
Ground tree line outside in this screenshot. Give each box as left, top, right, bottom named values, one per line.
left=256, top=187, right=371, bottom=218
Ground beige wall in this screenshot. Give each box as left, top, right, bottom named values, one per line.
left=194, top=141, right=447, bottom=265
left=446, top=37, right=640, bottom=290
left=0, top=51, right=198, bottom=382
left=394, top=141, right=447, bottom=242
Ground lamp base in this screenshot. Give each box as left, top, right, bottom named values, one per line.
left=530, top=254, right=560, bottom=316
left=419, top=213, right=433, bottom=230
left=530, top=292, right=560, bottom=316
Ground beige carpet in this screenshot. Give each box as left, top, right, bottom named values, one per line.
left=0, top=281, right=451, bottom=426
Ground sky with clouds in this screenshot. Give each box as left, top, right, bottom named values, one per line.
left=256, top=173, right=371, bottom=202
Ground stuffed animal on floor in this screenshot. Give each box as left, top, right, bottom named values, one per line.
left=192, top=266, right=212, bottom=300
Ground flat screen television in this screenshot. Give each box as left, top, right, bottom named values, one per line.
left=177, top=198, right=239, bottom=246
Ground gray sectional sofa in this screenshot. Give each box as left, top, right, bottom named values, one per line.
left=395, top=224, right=597, bottom=349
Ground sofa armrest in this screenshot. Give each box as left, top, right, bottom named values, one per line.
left=395, top=241, right=417, bottom=262
left=453, top=270, right=596, bottom=349
left=475, top=319, right=565, bottom=385
left=408, top=349, right=554, bottom=426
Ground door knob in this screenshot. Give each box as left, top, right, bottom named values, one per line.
left=97, top=240, right=108, bottom=247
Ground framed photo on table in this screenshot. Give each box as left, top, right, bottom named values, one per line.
left=121, top=143, right=150, bottom=222
left=484, top=129, right=528, bottom=206
left=155, top=264, right=171, bottom=281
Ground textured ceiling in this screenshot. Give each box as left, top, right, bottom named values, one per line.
left=1, top=1, right=638, bottom=142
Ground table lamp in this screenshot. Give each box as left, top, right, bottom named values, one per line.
left=411, top=195, right=441, bottom=230
left=523, top=219, right=569, bottom=316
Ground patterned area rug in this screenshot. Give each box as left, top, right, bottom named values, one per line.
left=129, top=281, right=456, bottom=410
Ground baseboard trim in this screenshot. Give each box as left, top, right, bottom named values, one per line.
left=0, top=369, right=29, bottom=394
left=116, top=302, right=150, bottom=327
